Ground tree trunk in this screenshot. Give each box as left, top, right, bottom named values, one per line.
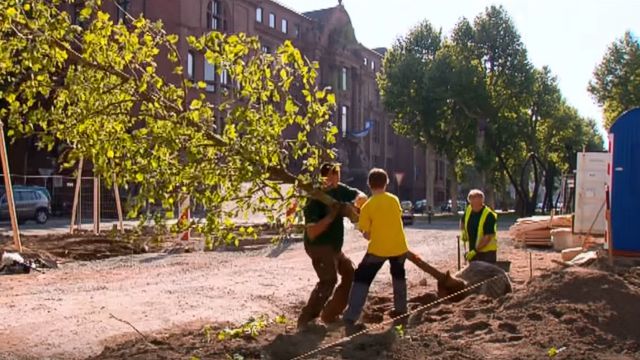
left=448, top=156, right=459, bottom=212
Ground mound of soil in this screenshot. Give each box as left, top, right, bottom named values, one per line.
left=0, top=230, right=168, bottom=262
left=94, top=265, right=640, bottom=359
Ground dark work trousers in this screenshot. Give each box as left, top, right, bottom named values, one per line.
left=343, top=253, right=407, bottom=323
left=472, top=250, right=497, bottom=263
left=298, top=244, right=355, bottom=326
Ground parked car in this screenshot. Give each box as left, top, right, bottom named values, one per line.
left=0, top=185, right=51, bottom=202
left=0, top=188, right=51, bottom=224
left=440, top=199, right=467, bottom=213
left=414, top=199, right=428, bottom=214
left=400, top=200, right=414, bottom=226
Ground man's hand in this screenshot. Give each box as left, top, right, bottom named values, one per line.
left=341, top=203, right=359, bottom=219
left=354, top=194, right=367, bottom=209
left=465, top=250, right=477, bottom=261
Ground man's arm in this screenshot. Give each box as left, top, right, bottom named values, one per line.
left=354, top=192, right=367, bottom=208
left=357, top=202, right=371, bottom=241
left=306, top=203, right=341, bottom=241
left=340, top=184, right=367, bottom=208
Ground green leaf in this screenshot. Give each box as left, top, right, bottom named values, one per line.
left=6, top=7, right=17, bottom=18
left=79, top=7, right=92, bottom=20
left=190, top=99, right=202, bottom=109
left=166, top=34, right=179, bottom=45
left=107, top=150, right=114, bottom=158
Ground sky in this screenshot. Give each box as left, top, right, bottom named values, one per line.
left=278, top=0, right=640, bottom=138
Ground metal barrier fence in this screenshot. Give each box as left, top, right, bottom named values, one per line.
left=1, top=174, right=123, bottom=221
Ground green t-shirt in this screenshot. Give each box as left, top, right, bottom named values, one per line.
left=461, top=206, right=497, bottom=251
left=303, top=183, right=360, bottom=251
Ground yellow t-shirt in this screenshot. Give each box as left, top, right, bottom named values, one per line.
left=358, top=192, right=408, bottom=257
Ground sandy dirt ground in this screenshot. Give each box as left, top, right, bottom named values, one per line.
left=1, top=220, right=637, bottom=360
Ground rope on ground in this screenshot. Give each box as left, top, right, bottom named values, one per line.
left=290, top=273, right=509, bottom=360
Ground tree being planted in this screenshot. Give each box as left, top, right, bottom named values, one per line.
left=0, top=0, right=338, bottom=245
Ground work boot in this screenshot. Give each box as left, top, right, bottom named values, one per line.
left=296, top=311, right=317, bottom=329
left=343, top=319, right=366, bottom=336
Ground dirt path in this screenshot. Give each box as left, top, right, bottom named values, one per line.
left=0, top=221, right=551, bottom=359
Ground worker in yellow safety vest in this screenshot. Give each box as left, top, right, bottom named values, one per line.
left=460, top=189, right=498, bottom=263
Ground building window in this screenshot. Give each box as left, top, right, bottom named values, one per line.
left=371, top=60, right=375, bottom=71
left=269, top=13, right=275, bottom=28
left=364, top=57, right=368, bottom=66
left=261, top=45, right=270, bottom=53
left=256, top=7, right=263, bottom=23
left=281, top=19, right=288, bottom=34
left=341, top=105, right=348, bottom=137
left=115, top=0, right=130, bottom=24
left=187, top=51, right=194, bottom=80
left=204, top=60, right=216, bottom=92
left=341, top=67, right=348, bottom=91
left=220, top=69, right=228, bottom=85
left=373, top=119, right=380, bottom=144
left=208, top=0, right=222, bottom=30
left=294, top=24, right=300, bottom=38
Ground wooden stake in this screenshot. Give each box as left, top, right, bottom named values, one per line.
left=93, top=175, right=100, bottom=235
left=0, top=123, right=21, bottom=252
left=457, top=235, right=461, bottom=270
left=70, top=158, right=84, bottom=234
left=112, top=173, right=124, bottom=234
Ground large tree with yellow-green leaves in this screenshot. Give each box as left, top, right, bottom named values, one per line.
left=0, top=0, right=338, bottom=245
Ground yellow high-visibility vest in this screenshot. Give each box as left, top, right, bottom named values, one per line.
left=462, top=205, right=498, bottom=252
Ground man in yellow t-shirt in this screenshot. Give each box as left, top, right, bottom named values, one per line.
left=343, top=168, right=409, bottom=331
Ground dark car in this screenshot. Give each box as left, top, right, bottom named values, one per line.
left=400, top=200, right=414, bottom=226
left=414, top=199, right=428, bottom=214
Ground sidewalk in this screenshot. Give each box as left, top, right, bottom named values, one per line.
left=0, top=217, right=141, bottom=236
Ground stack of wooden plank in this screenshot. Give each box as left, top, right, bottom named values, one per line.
left=509, top=215, right=572, bottom=246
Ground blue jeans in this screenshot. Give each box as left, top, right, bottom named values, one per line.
left=343, top=253, right=407, bottom=323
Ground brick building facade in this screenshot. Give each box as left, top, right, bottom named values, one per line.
left=9, top=0, right=447, bottom=206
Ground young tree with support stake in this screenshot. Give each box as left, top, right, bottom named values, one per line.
left=0, top=0, right=478, bottom=297
left=0, top=0, right=339, bottom=246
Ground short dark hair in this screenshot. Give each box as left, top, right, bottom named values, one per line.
left=368, top=168, right=388, bottom=189
left=320, top=162, right=341, bottom=177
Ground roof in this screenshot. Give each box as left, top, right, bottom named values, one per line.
left=372, top=47, right=387, bottom=56
left=303, top=7, right=335, bottom=22
left=269, top=0, right=314, bottom=21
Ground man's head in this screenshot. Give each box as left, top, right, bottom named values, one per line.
left=467, top=189, right=485, bottom=211
left=320, top=162, right=341, bottom=188
left=368, top=168, right=388, bottom=192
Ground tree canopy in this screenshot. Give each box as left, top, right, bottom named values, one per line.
left=379, top=6, right=604, bottom=216
left=589, top=31, right=640, bottom=129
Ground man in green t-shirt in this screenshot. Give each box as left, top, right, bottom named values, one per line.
left=298, top=162, right=367, bottom=328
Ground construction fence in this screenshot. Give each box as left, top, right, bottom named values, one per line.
left=2, top=174, right=124, bottom=221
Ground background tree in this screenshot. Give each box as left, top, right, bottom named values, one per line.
left=0, top=0, right=337, bottom=245
left=589, top=31, right=640, bottom=129
left=378, top=21, right=483, bottom=212
left=380, top=6, right=605, bottom=217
